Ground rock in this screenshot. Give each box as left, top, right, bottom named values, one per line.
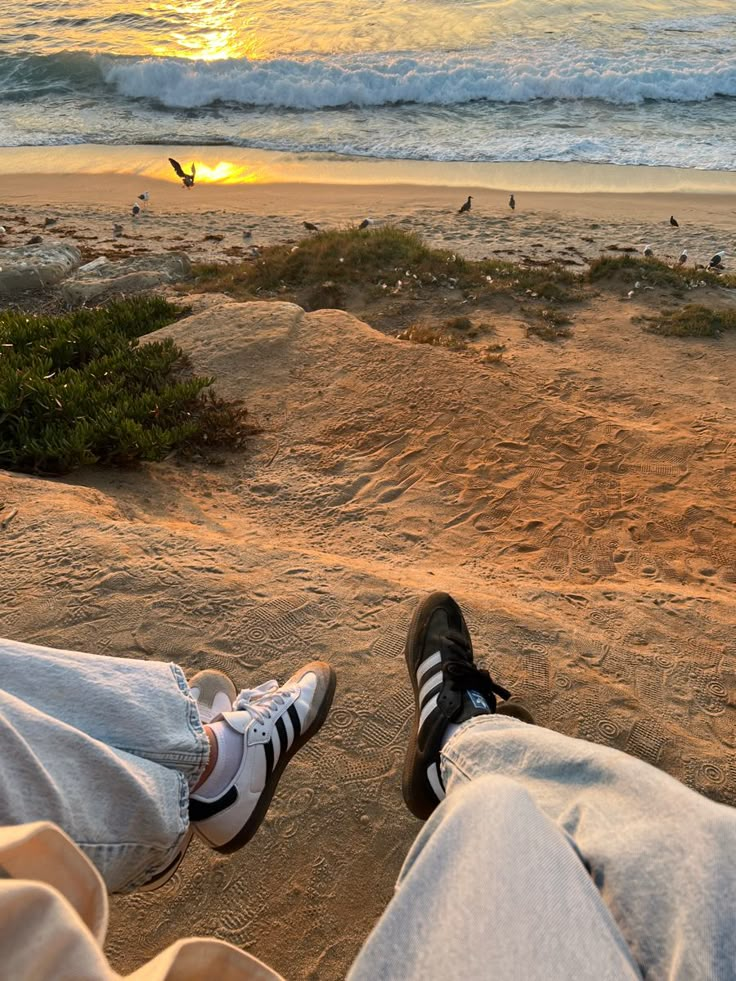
left=62, top=252, right=191, bottom=304
left=0, top=243, right=81, bottom=295
left=27, top=235, right=44, bottom=245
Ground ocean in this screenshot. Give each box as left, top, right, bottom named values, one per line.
left=2, top=0, right=736, bottom=172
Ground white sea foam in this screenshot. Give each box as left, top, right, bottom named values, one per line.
left=99, top=45, right=736, bottom=110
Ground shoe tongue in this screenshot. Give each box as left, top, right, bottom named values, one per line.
left=454, top=688, right=493, bottom=725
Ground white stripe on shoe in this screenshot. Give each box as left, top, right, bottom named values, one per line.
left=427, top=762, right=446, bottom=801
left=416, top=650, right=442, bottom=684
left=418, top=693, right=439, bottom=733
left=418, top=671, right=442, bottom=706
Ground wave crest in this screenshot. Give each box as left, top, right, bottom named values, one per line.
left=99, top=48, right=736, bottom=110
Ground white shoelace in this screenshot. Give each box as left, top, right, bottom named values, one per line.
left=233, top=679, right=295, bottom=725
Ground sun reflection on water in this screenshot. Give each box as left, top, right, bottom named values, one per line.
left=148, top=0, right=264, bottom=60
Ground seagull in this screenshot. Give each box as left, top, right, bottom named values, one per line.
left=138, top=191, right=149, bottom=202
left=113, top=223, right=124, bottom=237
left=643, top=244, right=654, bottom=256
left=303, top=221, right=319, bottom=232
left=358, top=218, right=374, bottom=230
left=132, top=202, right=142, bottom=218
left=708, top=250, right=726, bottom=269
left=168, top=158, right=196, bottom=188
left=678, top=249, right=688, bottom=265
left=458, top=196, right=472, bottom=214
left=509, top=194, right=515, bottom=211
left=43, top=217, right=58, bottom=228
left=670, top=215, right=679, bottom=227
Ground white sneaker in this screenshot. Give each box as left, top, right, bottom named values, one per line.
left=190, top=661, right=336, bottom=852
left=189, top=669, right=237, bottom=724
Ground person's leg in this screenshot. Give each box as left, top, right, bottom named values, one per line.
left=0, top=638, right=210, bottom=892
left=440, top=715, right=736, bottom=980
left=1, top=637, right=208, bottom=777
left=392, top=592, right=736, bottom=980
left=349, top=774, right=641, bottom=981
left=0, top=638, right=336, bottom=889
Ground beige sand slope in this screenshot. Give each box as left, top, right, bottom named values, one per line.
left=1, top=299, right=735, bottom=978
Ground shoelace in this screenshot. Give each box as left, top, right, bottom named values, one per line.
left=232, top=680, right=295, bottom=726
left=442, top=630, right=511, bottom=708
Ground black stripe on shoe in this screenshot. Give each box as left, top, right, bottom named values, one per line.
left=287, top=703, right=301, bottom=739
left=264, top=737, right=274, bottom=776
left=189, top=785, right=238, bottom=822
left=275, top=716, right=288, bottom=757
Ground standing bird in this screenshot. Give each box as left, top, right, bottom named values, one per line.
left=708, top=250, right=726, bottom=269
left=358, top=218, right=373, bottom=230
left=643, top=244, right=654, bottom=257
left=43, top=217, right=58, bottom=228
left=168, top=158, right=196, bottom=188
left=132, top=202, right=142, bottom=218
left=458, top=195, right=472, bottom=214
left=670, top=215, right=679, bottom=227
left=509, top=193, right=515, bottom=211
left=138, top=191, right=150, bottom=203
left=678, top=249, right=688, bottom=265
left=303, top=221, right=319, bottom=232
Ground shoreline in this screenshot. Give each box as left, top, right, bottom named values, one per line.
left=2, top=144, right=736, bottom=196
left=1, top=145, right=733, bottom=272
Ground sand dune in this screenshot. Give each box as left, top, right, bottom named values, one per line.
left=1, top=297, right=735, bottom=978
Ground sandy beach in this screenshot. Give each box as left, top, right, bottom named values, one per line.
left=1, top=147, right=735, bottom=272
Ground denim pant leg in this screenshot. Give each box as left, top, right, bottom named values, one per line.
left=349, top=774, right=640, bottom=981
left=0, top=638, right=210, bottom=892
left=441, top=716, right=736, bottom=980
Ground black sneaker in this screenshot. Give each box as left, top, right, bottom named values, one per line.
left=402, top=592, right=512, bottom=820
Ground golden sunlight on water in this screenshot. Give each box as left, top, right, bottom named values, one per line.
left=148, top=0, right=264, bottom=60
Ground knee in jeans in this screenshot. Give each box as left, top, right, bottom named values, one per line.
left=447, top=774, right=540, bottom=828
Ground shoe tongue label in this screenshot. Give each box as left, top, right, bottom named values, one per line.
left=468, top=690, right=490, bottom=712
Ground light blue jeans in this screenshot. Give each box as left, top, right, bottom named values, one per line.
left=0, top=637, right=209, bottom=892
left=3, top=639, right=735, bottom=979
left=350, top=716, right=736, bottom=981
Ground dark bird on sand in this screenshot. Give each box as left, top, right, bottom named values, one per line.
left=678, top=249, right=688, bottom=265
left=113, top=223, right=124, bottom=237
left=43, top=217, right=58, bottom=228
left=169, top=158, right=196, bottom=188
left=303, top=221, right=319, bottom=231
left=458, top=196, right=472, bottom=214
left=509, top=194, right=515, bottom=211
left=643, top=244, right=654, bottom=256
left=132, top=202, right=142, bottom=218
left=669, top=215, right=679, bottom=227
left=708, top=250, right=726, bottom=269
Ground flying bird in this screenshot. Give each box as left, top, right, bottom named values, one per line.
left=669, top=215, right=679, bottom=227
left=678, top=249, right=688, bottom=265
left=168, top=158, right=196, bottom=188
left=358, top=218, right=374, bottom=230
left=138, top=191, right=149, bottom=202
left=303, top=221, right=319, bottom=232
left=458, top=196, right=472, bottom=214
left=132, top=202, right=142, bottom=218
left=509, top=194, right=515, bottom=211
left=643, top=244, right=654, bottom=256
left=708, top=250, right=726, bottom=269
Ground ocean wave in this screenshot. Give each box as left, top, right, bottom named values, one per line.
left=99, top=48, right=736, bottom=110
left=3, top=46, right=736, bottom=110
